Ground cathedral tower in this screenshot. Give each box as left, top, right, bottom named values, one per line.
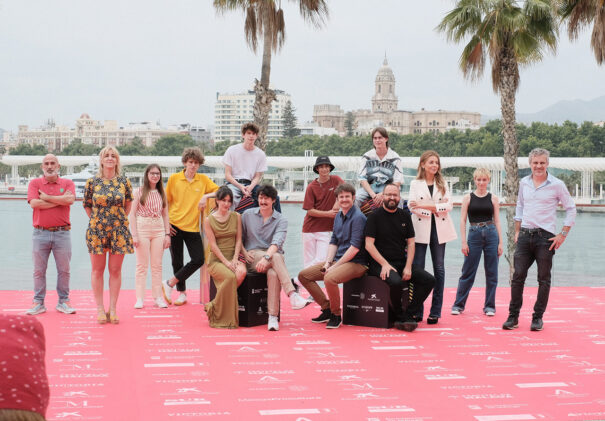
left=371, top=55, right=398, bottom=113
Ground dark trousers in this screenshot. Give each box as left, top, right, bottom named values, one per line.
left=413, top=217, right=446, bottom=318
left=369, top=260, right=435, bottom=322
left=169, top=224, right=204, bottom=292
left=508, top=229, right=555, bottom=318
left=227, top=181, right=281, bottom=213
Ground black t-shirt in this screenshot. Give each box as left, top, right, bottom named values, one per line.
left=364, top=207, right=415, bottom=264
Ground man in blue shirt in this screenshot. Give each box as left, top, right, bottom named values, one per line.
left=298, top=183, right=368, bottom=329
left=503, top=148, right=576, bottom=332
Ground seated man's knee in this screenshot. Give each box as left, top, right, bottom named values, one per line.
left=323, top=273, right=339, bottom=285
left=383, top=270, right=403, bottom=286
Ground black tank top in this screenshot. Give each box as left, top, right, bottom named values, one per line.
left=468, top=193, right=493, bottom=223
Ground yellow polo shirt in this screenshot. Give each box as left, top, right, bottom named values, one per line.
left=166, top=171, right=218, bottom=232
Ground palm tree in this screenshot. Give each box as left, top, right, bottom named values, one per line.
left=559, top=0, right=605, bottom=64
left=437, top=0, right=558, bottom=278
left=214, top=0, right=328, bottom=150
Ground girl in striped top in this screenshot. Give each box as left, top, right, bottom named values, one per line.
left=129, top=164, right=171, bottom=309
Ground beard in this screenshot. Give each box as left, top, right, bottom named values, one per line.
left=384, top=199, right=398, bottom=210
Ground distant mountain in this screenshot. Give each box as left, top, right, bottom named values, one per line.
left=481, top=95, right=605, bottom=125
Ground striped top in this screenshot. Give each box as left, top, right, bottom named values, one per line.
left=136, top=188, right=164, bottom=218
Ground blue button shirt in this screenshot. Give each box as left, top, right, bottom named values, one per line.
left=514, top=173, right=576, bottom=235
left=330, top=205, right=368, bottom=265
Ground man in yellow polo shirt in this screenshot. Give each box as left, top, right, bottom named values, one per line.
left=162, top=147, right=218, bottom=306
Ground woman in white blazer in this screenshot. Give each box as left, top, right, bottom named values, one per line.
left=408, top=150, right=457, bottom=324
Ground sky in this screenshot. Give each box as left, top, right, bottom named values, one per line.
left=0, top=0, right=603, bottom=132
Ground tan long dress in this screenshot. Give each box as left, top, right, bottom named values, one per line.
left=205, top=211, right=239, bottom=328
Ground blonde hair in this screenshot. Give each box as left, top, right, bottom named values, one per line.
left=97, top=146, right=121, bottom=177
left=416, top=150, right=446, bottom=196
left=473, top=168, right=491, bottom=180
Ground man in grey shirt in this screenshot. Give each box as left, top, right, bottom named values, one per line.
left=241, top=184, right=307, bottom=331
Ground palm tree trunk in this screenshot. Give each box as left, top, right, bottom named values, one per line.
left=253, top=24, right=276, bottom=151
left=499, top=51, right=520, bottom=282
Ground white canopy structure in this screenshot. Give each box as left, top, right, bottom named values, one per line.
left=3, top=155, right=605, bottom=200
left=3, top=155, right=605, bottom=171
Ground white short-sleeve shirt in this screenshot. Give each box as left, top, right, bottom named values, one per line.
left=222, top=143, right=268, bottom=180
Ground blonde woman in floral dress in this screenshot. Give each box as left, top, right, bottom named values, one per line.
left=84, top=146, right=134, bottom=324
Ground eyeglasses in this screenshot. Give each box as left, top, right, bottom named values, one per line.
left=149, top=172, right=161, bottom=176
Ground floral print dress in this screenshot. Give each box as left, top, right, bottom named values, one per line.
left=84, top=176, right=134, bottom=255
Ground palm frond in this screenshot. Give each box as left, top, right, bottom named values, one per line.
left=591, top=4, right=605, bottom=63
left=460, top=35, right=486, bottom=81
left=293, top=0, right=329, bottom=28
left=560, top=0, right=598, bottom=39
left=245, top=6, right=259, bottom=52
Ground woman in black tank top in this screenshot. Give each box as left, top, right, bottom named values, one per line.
left=451, top=168, right=503, bottom=316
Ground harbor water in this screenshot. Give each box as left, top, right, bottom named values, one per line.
left=1, top=200, right=603, bottom=292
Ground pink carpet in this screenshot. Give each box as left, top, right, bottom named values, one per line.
left=2, top=287, right=605, bottom=421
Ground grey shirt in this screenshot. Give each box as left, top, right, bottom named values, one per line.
left=241, top=208, right=287, bottom=254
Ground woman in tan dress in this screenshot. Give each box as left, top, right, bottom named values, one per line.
left=203, top=186, right=246, bottom=328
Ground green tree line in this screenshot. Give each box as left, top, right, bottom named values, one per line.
left=213, top=120, right=605, bottom=158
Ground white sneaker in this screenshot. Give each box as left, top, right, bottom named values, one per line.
left=161, top=279, right=173, bottom=305
left=174, top=292, right=187, bottom=306
left=289, top=292, right=308, bottom=310
left=134, top=299, right=144, bottom=309
left=155, top=297, right=168, bottom=308
left=485, top=310, right=495, bottom=317
left=268, top=315, right=279, bottom=331
left=26, top=303, right=46, bottom=315
left=451, top=308, right=461, bottom=315
left=306, top=294, right=315, bottom=304
left=56, top=302, right=76, bottom=314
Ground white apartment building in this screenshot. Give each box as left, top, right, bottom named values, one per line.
left=214, top=90, right=291, bottom=142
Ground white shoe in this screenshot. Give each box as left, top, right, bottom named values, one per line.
left=268, top=315, right=279, bottom=331
left=134, top=299, right=144, bottom=309
left=155, top=297, right=168, bottom=308
left=161, top=279, right=173, bottom=305
left=485, top=310, right=495, bottom=317
left=451, top=308, right=461, bottom=315
left=289, top=292, right=308, bottom=310
left=174, top=292, right=187, bottom=306
left=306, top=294, right=314, bottom=304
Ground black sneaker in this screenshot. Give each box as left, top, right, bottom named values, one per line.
left=326, top=314, right=342, bottom=329
left=530, top=317, right=543, bottom=331
left=395, top=316, right=418, bottom=332
left=311, top=308, right=332, bottom=323
left=502, top=315, right=519, bottom=330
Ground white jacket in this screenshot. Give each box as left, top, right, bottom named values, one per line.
left=408, top=179, right=457, bottom=245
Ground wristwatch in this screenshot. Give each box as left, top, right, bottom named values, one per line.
left=560, top=230, right=568, bottom=237
left=263, top=254, right=271, bottom=261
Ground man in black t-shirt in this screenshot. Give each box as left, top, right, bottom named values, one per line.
left=365, top=183, right=436, bottom=332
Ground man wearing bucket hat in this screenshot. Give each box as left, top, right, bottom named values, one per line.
left=301, top=156, right=344, bottom=269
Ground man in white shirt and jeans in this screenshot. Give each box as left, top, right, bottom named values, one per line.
left=503, top=148, right=576, bottom=332
left=222, top=122, right=280, bottom=212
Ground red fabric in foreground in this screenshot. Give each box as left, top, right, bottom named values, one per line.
left=2, top=287, right=604, bottom=421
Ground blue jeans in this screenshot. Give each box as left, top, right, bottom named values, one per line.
left=508, top=229, right=555, bottom=318
left=453, top=224, right=499, bottom=313
left=32, top=228, right=72, bottom=304
left=413, top=218, right=446, bottom=319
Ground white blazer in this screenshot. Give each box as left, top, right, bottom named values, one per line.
left=408, top=179, right=457, bottom=245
